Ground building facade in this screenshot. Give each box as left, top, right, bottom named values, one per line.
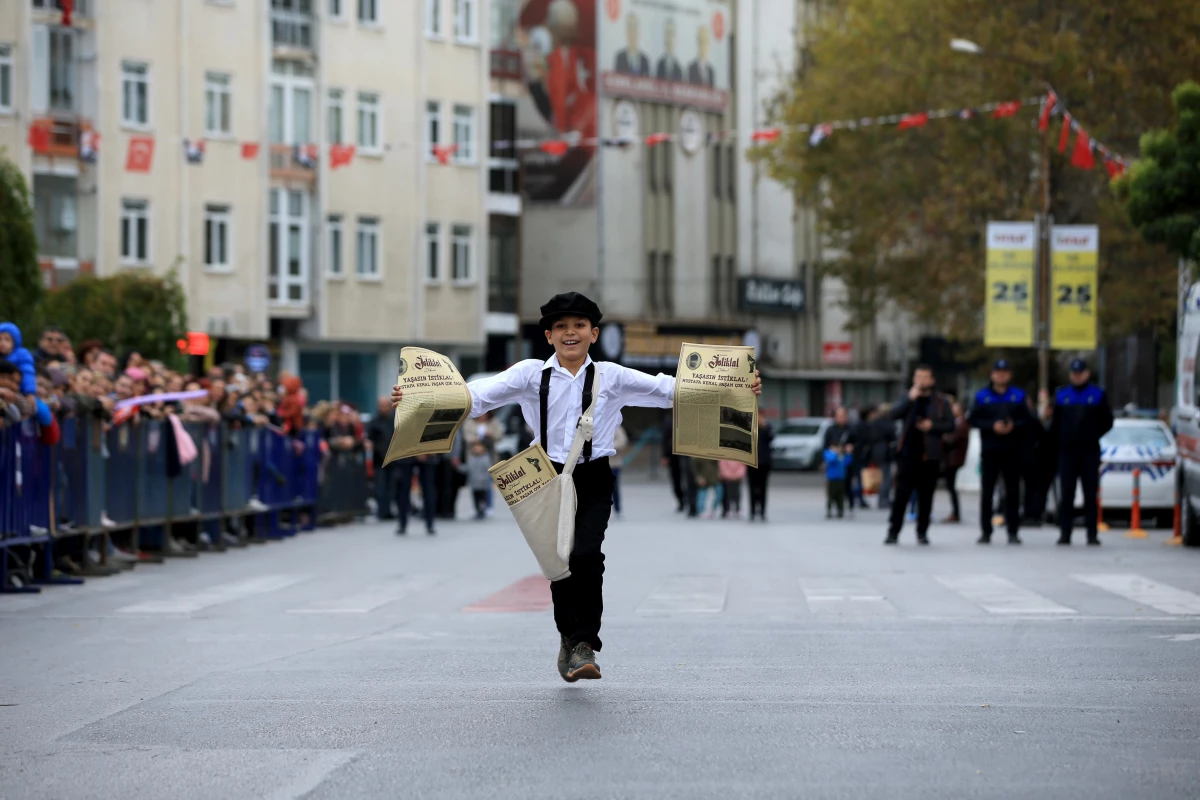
left=1, top=0, right=489, bottom=411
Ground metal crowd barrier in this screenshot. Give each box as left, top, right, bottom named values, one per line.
left=0, top=416, right=366, bottom=593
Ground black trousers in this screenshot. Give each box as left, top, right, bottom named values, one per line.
left=396, top=460, right=437, bottom=531
left=1059, top=448, right=1101, bottom=540
left=980, top=450, right=1021, bottom=536
left=550, top=457, right=613, bottom=651
left=889, top=460, right=940, bottom=537
left=667, top=454, right=685, bottom=509
left=748, top=466, right=770, bottom=518
left=943, top=466, right=961, bottom=519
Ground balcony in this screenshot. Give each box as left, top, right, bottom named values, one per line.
left=269, top=144, right=317, bottom=189
left=29, top=117, right=87, bottom=160
left=490, top=48, right=522, bottom=80
left=31, top=0, right=91, bottom=21
left=271, top=7, right=315, bottom=53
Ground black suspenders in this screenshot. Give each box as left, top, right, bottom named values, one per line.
left=540, top=363, right=595, bottom=463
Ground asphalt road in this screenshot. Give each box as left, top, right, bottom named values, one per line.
left=2, top=475, right=1199, bottom=799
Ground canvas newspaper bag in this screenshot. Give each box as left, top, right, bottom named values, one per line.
left=488, top=369, right=600, bottom=582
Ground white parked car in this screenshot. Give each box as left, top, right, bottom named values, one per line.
left=1054, top=418, right=1177, bottom=527
left=770, top=417, right=833, bottom=471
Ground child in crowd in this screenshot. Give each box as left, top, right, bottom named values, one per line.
left=718, top=458, right=746, bottom=518
left=466, top=441, right=493, bottom=520
left=824, top=444, right=849, bottom=518
left=0, top=322, right=37, bottom=405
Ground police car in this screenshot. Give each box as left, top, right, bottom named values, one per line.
left=1175, top=282, right=1200, bottom=544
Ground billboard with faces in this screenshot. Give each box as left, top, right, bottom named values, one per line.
left=599, top=0, right=730, bottom=111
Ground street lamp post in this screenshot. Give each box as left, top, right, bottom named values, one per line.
left=952, top=38, right=1054, bottom=413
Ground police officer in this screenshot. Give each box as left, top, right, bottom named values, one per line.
left=1050, top=358, right=1114, bottom=545
left=968, top=359, right=1031, bottom=544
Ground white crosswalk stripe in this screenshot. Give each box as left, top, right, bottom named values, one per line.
left=1072, top=573, right=1200, bottom=615
left=637, top=575, right=728, bottom=614
left=936, top=574, right=1075, bottom=615
left=116, top=574, right=309, bottom=614
left=287, top=575, right=445, bottom=614
left=800, top=577, right=897, bottom=615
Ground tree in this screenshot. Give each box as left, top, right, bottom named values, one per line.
left=0, top=152, right=43, bottom=331
left=757, top=0, right=1200, bottom=344
left=39, top=271, right=189, bottom=367
left=1115, top=81, right=1200, bottom=263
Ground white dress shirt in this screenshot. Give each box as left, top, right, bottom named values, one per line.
left=467, top=354, right=675, bottom=464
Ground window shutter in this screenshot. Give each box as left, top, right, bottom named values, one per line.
left=31, top=25, right=50, bottom=114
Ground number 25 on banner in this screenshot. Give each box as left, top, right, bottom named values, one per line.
left=984, top=222, right=1036, bottom=347
left=1050, top=225, right=1099, bottom=350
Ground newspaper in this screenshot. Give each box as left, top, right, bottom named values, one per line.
left=673, top=343, right=759, bottom=467
left=382, top=347, right=472, bottom=466
left=489, top=443, right=557, bottom=507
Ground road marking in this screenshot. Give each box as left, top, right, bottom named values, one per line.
left=287, top=575, right=444, bottom=614
left=936, top=574, right=1075, bottom=615
left=800, top=577, right=897, bottom=615
left=116, top=574, right=309, bottom=614
left=464, top=575, right=552, bottom=612
left=637, top=575, right=728, bottom=614
left=1073, top=573, right=1200, bottom=615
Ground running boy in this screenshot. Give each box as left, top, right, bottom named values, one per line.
left=392, top=292, right=761, bottom=682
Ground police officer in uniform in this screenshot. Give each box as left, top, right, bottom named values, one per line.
left=968, top=359, right=1031, bottom=544
left=1050, top=358, right=1114, bottom=545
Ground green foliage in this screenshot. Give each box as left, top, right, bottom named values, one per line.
left=0, top=152, right=44, bottom=332
left=1115, top=81, right=1200, bottom=262
left=757, top=0, right=1196, bottom=343
left=39, top=271, right=189, bottom=368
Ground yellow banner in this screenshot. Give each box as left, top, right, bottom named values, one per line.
left=1050, top=225, right=1099, bottom=350
left=984, top=222, right=1036, bottom=347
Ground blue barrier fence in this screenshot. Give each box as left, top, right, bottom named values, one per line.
left=0, top=417, right=367, bottom=592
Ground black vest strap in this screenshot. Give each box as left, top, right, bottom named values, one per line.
left=538, top=363, right=597, bottom=463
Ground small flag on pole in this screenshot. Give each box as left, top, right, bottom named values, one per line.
left=750, top=128, right=781, bottom=143
left=991, top=101, right=1022, bottom=119
left=330, top=144, right=356, bottom=169
left=808, top=123, right=833, bottom=147
left=897, top=112, right=929, bottom=130
left=1070, top=129, right=1096, bottom=170
left=1057, top=114, right=1072, bottom=154
left=241, top=142, right=260, bottom=160
left=432, top=143, right=458, bottom=165
left=1038, top=92, right=1057, bottom=131
left=184, top=139, right=206, bottom=164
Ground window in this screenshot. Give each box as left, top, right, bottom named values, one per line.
left=356, top=217, right=380, bottom=278
left=33, top=174, right=77, bottom=260
left=490, top=0, right=518, bottom=49
left=452, top=104, right=475, bottom=163
left=204, top=205, right=231, bottom=271
left=327, top=88, right=344, bottom=144
left=451, top=224, right=472, bottom=281
left=357, top=92, right=381, bottom=152
left=425, top=100, right=441, bottom=158
left=120, top=200, right=150, bottom=264
left=357, top=0, right=378, bottom=24
left=328, top=0, right=344, bottom=19
left=0, top=44, right=11, bottom=113
left=424, top=222, right=440, bottom=281
left=46, top=28, right=75, bottom=112
left=327, top=215, right=343, bottom=276
left=454, top=0, right=476, bottom=42
left=489, top=100, right=519, bottom=193
left=268, top=188, right=309, bottom=303
left=268, top=60, right=313, bottom=144
left=121, top=61, right=149, bottom=127
left=426, top=0, right=442, bottom=36
left=204, top=72, right=232, bottom=136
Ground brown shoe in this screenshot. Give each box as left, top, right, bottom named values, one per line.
left=565, top=642, right=601, bottom=681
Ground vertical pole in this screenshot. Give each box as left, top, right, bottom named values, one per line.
left=1127, top=467, right=1147, bottom=538
left=1096, top=464, right=1108, bottom=531
left=1037, top=122, right=1052, bottom=415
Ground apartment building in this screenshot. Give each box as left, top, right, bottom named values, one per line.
left=1, top=0, right=489, bottom=411
left=735, top=0, right=915, bottom=417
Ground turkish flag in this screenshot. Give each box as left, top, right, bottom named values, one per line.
left=897, top=112, right=928, bottom=130
left=241, top=142, right=260, bottom=160
left=539, top=140, right=570, bottom=157
left=61, top=0, right=74, bottom=26
left=1070, top=129, right=1095, bottom=170
left=644, top=133, right=670, bottom=146
left=1105, top=158, right=1126, bottom=179
left=432, top=143, right=457, bottom=165
left=27, top=122, right=51, bottom=154
left=1038, top=92, right=1057, bottom=131
left=750, top=128, right=781, bottom=143
left=126, top=136, right=155, bottom=172
left=1057, top=115, right=1072, bottom=153
left=992, top=101, right=1022, bottom=119
left=330, top=144, right=356, bottom=169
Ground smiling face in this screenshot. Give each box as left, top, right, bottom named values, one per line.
left=544, top=314, right=598, bottom=364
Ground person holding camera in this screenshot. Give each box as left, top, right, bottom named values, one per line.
left=968, top=359, right=1031, bottom=544
left=885, top=365, right=955, bottom=545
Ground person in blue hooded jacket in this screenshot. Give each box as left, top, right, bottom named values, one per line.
left=0, top=322, right=38, bottom=401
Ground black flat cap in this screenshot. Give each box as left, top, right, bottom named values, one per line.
left=539, top=292, right=603, bottom=330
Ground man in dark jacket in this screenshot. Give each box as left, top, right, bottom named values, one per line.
left=886, top=365, right=955, bottom=545
left=366, top=396, right=397, bottom=520
left=968, top=359, right=1031, bottom=545
left=1050, top=359, right=1114, bottom=545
